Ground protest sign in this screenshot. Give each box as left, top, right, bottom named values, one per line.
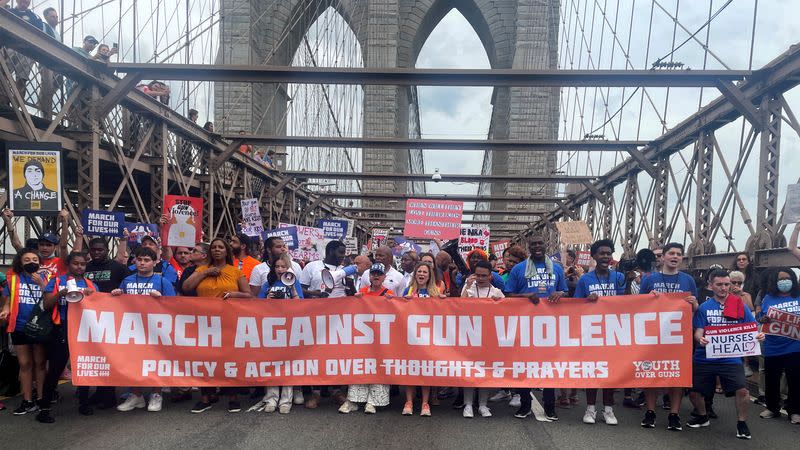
left=344, top=236, right=358, bottom=255
left=7, top=143, right=63, bottom=215
left=69, top=293, right=692, bottom=388
left=240, top=198, right=264, bottom=237
left=125, top=223, right=159, bottom=247
left=162, top=195, right=203, bottom=247
left=555, top=221, right=593, bottom=245
left=704, top=322, right=761, bottom=359
left=317, top=219, right=349, bottom=240
left=764, top=307, right=800, bottom=340
left=391, top=236, right=422, bottom=257
left=371, top=229, right=388, bottom=250
left=576, top=251, right=592, bottom=267
left=279, top=223, right=327, bottom=262
left=404, top=199, right=463, bottom=239
left=784, top=183, right=800, bottom=225
left=263, top=226, right=299, bottom=250
left=491, top=240, right=510, bottom=260
left=459, top=226, right=491, bottom=257
left=81, top=209, right=125, bottom=237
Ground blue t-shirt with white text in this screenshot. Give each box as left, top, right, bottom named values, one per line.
left=505, top=260, right=567, bottom=296
left=574, top=270, right=626, bottom=298
left=640, top=271, right=698, bottom=299
left=3, top=273, right=44, bottom=331
left=693, top=298, right=756, bottom=365
left=757, top=294, right=800, bottom=356
left=257, top=279, right=304, bottom=299
left=44, top=275, right=94, bottom=324
left=119, top=273, right=176, bottom=296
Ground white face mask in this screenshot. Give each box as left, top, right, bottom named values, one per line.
left=777, top=279, right=793, bottom=293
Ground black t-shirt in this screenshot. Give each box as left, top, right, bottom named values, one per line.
left=177, top=265, right=198, bottom=296
left=85, top=259, right=128, bottom=293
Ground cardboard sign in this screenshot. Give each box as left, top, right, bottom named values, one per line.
left=784, top=183, right=800, bottom=225
left=764, top=307, right=800, bottom=340
left=576, top=251, right=592, bottom=267
left=279, top=223, right=328, bottom=262
left=403, top=199, right=463, bottom=239
left=263, top=226, right=299, bottom=250
left=555, top=221, right=593, bottom=245
left=240, top=198, right=264, bottom=237
left=125, top=222, right=159, bottom=247
left=81, top=209, right=125, bottom=237
left=68, top=293, right=693, bottom=388
left=459, top=226, right=491, bottom=257
left=317, top=219, right=349, bottom=240
left=704, top=322, right=761, bottom=359
left=7, top=143, right=64, bottom=215
left=162, top=195, right=203, bottom=247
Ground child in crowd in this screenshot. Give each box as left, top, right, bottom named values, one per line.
left=112, top=247, right=175, bottom=412
left=339, top=263, right=394, bottom=415
left=460, top=260, right=504, bottom=418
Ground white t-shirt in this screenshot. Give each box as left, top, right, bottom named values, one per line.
left=359, top=267, right=405, bottom=294
left=300, top=260, right=347, bottom=298
left=461, top=284, right=505, bottom=298
left=395, top=272, right=413, bottom=298
left=249, top=260, right=303, bottom=288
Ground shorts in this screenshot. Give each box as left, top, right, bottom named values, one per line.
left=691, top=362, right=746, bottom=399
left=9, top=331, right=39, bottom=346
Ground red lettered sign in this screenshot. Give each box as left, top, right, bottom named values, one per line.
left=765, top=308, right=800, bottom=340
left=403, top=199, right=463, bottom=239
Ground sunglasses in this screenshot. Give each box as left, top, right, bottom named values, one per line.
left=730, top=281, right=743, bottom=285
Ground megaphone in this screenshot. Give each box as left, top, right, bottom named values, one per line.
left=65, top=278, right=84, bottom=303
left=281, top=268, right=296, bottom=286
left=440, top=238, right=470, bottom=276
left=321, top=265, right=358, bottom=291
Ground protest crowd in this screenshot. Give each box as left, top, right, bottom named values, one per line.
left=2, top=0, right=800, bottom=444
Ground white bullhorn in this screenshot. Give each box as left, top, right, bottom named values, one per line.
left=281, top=268, right=296, bottom=286
left=321, top=265, right=358, bottom=290
left=65, top=278, right=85, bottom=303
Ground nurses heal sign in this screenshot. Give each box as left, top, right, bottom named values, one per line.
left=68, top=293, right=692, bottom=388
left=704, top=322, right=761, bottom=359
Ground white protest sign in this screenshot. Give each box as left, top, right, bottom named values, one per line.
left=783, top=183, right=800, bottom=225
left=240, top=198, right=264, bottom=237
left=704, top=322, right=761, bottom=359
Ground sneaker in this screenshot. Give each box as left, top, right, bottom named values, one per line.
left=35, top=409, right=55, bottom=423
left=736, top=421, right=751, bottom=439
left=583, top=406, right=596, bottom=424
left=420, top=403, right=431, bottom=417
left=662, top=394, right=671, bottom=410
left=489, top=390, right=511, bottom=402
left=636, top=391, right=646, bottom=407
left=332, top=391, right=347, bottom=406
left=293, top=390, right=304, bottom=405
left=753, top=395, right=767, bottom=406
left=13, top=400, right=38, bottom=415
left=602, top=407, right=618, bottom=425
left=452, top=399, right=465, bottom=409
left=338, top=400, right=358, bottom=414
left=478, top=405, right=492, bottom=417
left=402, top=401, right=413, bottom=416
left=759, top=409, right=778, bottom=419
left=509, top=394, right=521, bottom=408
left=264, top=401, right=277, bottom=413
left=744, top=365, right=754, bottom=377
left=623, top=397, right=639, bottom=409
left=190, top=401, right=212, bottom=413
left=364, top=403, right=376, bottom=414
left=790, top=413, right=800, bottom=424
left=117, top=394, right=146, bottom=412
left=279, top=403, right=292, bottom=414
left=544, top=405, right=559, bottom=421
left=78, top=405, right=94, bottom=416
left=463, top=404, right=474, bottom=418
left=667, top=413, right=682, bottom=431
left=514, top=406, right=532, bottom=419
left=147, top=393, right=163, bottom=412
left=641, top=410, right=656, bottom=428
left=304, top=393, right=320, bottom=409
left=227, top=400, right=242, bottom=413
left=687, top=415, right=710, bottom=428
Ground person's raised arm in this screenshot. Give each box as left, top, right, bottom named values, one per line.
left=2, top=208, right=23, bottom=251
left=58, top=209, right=70, bottom=256
left=789, top=223, right=800, bottom=261
left=114, top=234, right=129, bottom=264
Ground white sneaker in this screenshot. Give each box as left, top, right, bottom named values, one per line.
left=463, top=404, right=474, bottom=418
left=760, top=409, right=778, bottom=419
left=489, top=390, right=510, bottom=402
left=744, top=366, right=754, bottom=377
left=583, top=406, right=596, bottom=424
left=264, top=401, right=277, bottom=413
left=338, top=400, right=358, bottom=414
left=478, top=405, right=492, bottom=417
left=293, top=390, right=304, bottom=405
left=279, top=403, right=291, bottom=414
left=790, top=413, right=800, bottom=424
left=365, top=403, right=376, bottom=414
left=509, top=394, right=521, bottom=408
left=117, top=394, right=146, bottom=412
left=147, top=393, right=163, bottom=412
left=603, top=407, right=618, bottom=425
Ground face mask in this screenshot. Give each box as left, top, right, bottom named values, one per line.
left=23, top=262, right=40, bottom=274
left=777, top=279, right=793, bottom=293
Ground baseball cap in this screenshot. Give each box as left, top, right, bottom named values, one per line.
left=38, top=232, right=59, bottom=244
left=369, top=263, right=386, bottom=274
left=140, top=235, right=161, bottom=246
left=708, top=263, right=725, bottom=271
left=85, top=35, right=99, bottom=44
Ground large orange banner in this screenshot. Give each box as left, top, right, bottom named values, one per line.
left=68, top=293, right=692, bottom=388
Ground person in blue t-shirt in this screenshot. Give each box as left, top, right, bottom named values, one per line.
left=687, top=269, right=764, bottom=439
left=755, top=268, right=800, bottom=424
left=38, top=251, right=97, bottom=423
left=638, top=242, right=699, bottom=431
left=115, top=247, right=176, bottom=297
left=505, top=234, right=566, bottom=423
left=127, top=235, right=178, bottom=287
left=257, top=254, right=303, bottom=299
left=572, top=239, right=625, bottom=426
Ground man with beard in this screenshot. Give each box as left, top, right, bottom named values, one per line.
left=230, top=234, right=260, bottom=281
left=249, top=237, right=302, bottom=297
left=359, top=246, right=404, bottom=294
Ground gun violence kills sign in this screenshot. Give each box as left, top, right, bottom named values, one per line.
left=68, top=293, right=692, bottom=388
left=403, top=199, right=464, bottom=240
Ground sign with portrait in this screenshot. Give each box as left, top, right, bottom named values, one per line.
left=6, top=142, right=63, bottom=215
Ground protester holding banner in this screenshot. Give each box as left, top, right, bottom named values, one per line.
left=505, top=234, right=566, bottom=421
left=359, top=246, right=404, bottom=295
left=127, top=235, right=178, bottom=287
left=250, top=236, right=302, bottom=297
left=688, top=269, right=764, bottom=439
left=395, top=251, right=419, bottom=297
left=419, top=252, right=446, bottom=294
left=756, top=268, right=800, bottom=424
left=230, top=234, right=260, bottom=281
left=402, top=262, right=445, bottom=299
left=455, top=249, right=505, bottom=293
left=0, top=248, right=52, bottom=416
left=36, top=251, right=96, bottom=423
left=176, top=243, right=209, bottom=296
left=638, top=242, right=699, bottom=430
left=85, top=237, right=129, bottom=294
left=257, top=254, right=303, bottom=300
left=181, top=238, right=249, bottom=300
left=572, top=239, right=625, bottom=426
left=301, top=241, right=353, bottom=299
left=168, top=246, right=192, bottom=280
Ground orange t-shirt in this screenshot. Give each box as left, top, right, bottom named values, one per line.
left=195, top=264, right=245, bottom=298
left=233, top=256, right=260, bottom=281
left=358, top=286, right=394, bottom=297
